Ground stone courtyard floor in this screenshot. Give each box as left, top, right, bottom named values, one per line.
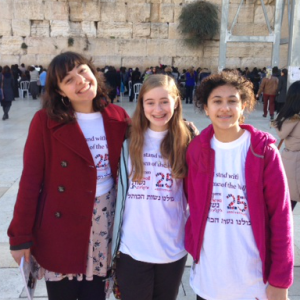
left=0, top=95, right=299, bottom=299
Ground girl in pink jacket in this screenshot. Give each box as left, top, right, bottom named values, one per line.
left=185, top=70, right=293, bottom=300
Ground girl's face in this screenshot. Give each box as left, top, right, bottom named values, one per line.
left=143, top=86, right=177, bottom=132
left=58, top=64, right=97, bottom=113
left=204, top=84, right=245, bottom=142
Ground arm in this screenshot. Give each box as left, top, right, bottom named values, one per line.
left=275, top=121, right=298, bottom=140
left=257, top=78, right=266, bottom=97
left=263, top=145, right=294, bottom=289
left=7, top=112, right=46, bottom=252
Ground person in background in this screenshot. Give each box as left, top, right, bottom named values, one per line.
left=29, top=66, right=40, bottom=99
left=185, top=67, right=197, bottom=104
left=186, top=70, right=293, bottom=300
left=7, top=51, right=130, bottom=300
left=39, top=68, right=47, bottom=95
left=256, top=66, right=279, bottom=120
left=274, top=80, right=300, bottom=210
left=276, top=68, right=288, bottom=114
left=1, top=65, right=15, bottom=120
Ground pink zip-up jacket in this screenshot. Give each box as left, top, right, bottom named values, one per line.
left=184, top=124, right=294, bottom=288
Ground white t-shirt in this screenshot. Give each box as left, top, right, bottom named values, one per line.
left=190, top=130, right=268, bottom=300
left=76, top=112, right=113, bottom=197
left=119, top=128, right=187, bottom=263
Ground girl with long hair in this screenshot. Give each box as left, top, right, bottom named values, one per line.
left=8, top=51, right=130, bottom=300
left=111, top=74, right=194, bottom=300
left=274, top=80, right=300, bottom=210
left=185, top=71, right=293, bottom=300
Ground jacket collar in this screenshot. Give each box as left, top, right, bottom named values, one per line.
left=199, top=124, right=276, bottom=158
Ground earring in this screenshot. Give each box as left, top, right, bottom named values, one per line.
left=61, top=97, right=69, bottom=107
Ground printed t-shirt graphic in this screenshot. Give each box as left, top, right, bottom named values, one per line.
left=120, top=128, right=187, bottom=263
left=76, top=112, right=113, bottom=196
left=190, top=130, right=268, bottom=300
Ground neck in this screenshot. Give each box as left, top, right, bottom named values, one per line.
left=213, top=126, right=244, bottom=143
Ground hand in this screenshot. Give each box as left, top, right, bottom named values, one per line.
left=11, top=248, right=31, bottom=265
left=184, top=120, right=200, bottom=136
left=266, top=284, right=288, bottom=300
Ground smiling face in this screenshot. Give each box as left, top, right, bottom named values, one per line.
left=58, top=64, right=97, bottom=113
left=143, top=86, right=177, bottom=132
left=205, top=84, right=245, bottom=142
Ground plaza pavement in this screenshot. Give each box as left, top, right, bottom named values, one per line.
left=0, top=96, right=299, bottom=299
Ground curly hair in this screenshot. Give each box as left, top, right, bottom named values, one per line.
left=194, top=70, right=256, bottom=124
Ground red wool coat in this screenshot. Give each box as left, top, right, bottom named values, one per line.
left=8, top=104, right=130, bottom=274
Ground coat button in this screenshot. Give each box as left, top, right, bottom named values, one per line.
left=55, top=212, right=61, bottom=218
left=61, top=161, right=68, bottom=167
left=58, top=186, right=65, bottom=192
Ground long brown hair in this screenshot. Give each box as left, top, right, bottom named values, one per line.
left=129, top=74, right=192, bottom=182
left=43, top=51, right=108, bottom=123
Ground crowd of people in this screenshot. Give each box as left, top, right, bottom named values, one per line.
left=0, top=63, right=47, bottom=120
left=2, top=51, right=299, bottom=300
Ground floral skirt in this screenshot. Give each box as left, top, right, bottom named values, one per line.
left=34, top=186, right=116, bottom=282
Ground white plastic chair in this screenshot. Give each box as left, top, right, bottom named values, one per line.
left=133, top=83, right=142, bottom=102
left=128, top=81, right=132, bottom=98
left=20, top=81, right=30, bottom=98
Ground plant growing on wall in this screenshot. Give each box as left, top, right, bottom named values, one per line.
left=68, top=37, right=74, bottom=47
left=178, top=0, right=219, bottom=48
left=21, top=42, right=28, bottom=49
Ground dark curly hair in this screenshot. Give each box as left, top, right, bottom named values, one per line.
left=42, top=51, right=108, bottom=123
left=194, top=70, right=256, bottom=124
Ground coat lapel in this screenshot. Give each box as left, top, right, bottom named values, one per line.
left=49, top=119, right=94, bottom=165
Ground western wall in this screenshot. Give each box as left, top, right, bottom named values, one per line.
left=0, top=0, right=289, bottom=72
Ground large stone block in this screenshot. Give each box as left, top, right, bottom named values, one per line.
left=0, top=55, right=20, bottom=65
left=26, top=37, right=58, bottom=55
left=249, top=43, right=272, bottom=58
left=50, top=20, right=70, bottom=37
left=150, top=3, right=160, bottom=22
left=1, top=36, right=24, bottom=55
left=12, top=19, right=30, bottom=37
left=241, top=57, right=270, bottom=68
left=254, top=5, right=275, bottom=25
left=147, top=39, right=176, bottom=57
left=69, top=21, right=83, bottom=37
left=150, top=23, right=168, bottom=39
left=228, top=3, right=255, bottom=24
left=227, top=43, right=254, bottom=58
left=173, top=56, right=203, bottom=70
left=18, top=54, right=37, bottom=66
left=82, top=21, right=97, bottom=37
left=100, top=3, right=126, bottom=22
left=44, top=1, right=69, bottom=20
left=160, top=4, right=174, bottom=23
left=116, top=39, right=147, bottom=56
left=173, top=4, right=182, bottom=22
left=133, top=23, right=151, bottom=38
left=88, top=38, right=117, bottom=56
left=69, top=2, right=101, bottom=22
left=13, top=1, right=44, bottom=20
left=31, top=20, right=50, bottom=37
left=203, top=41, right=221, bottom=58
left=97, top=22, right=132, bottom=39
left=92, top=56, right=122, bottom=68
left=168, top=23, right=181, bottom=39
left=0, top=0, right=13, bottom=19
left=127, top=3, right=151, bottom=23
left=0, top=20, right=12, bottom=37
left=176, top=40, right=203, bottom=57
left=36, top=54, right=56, bottom=66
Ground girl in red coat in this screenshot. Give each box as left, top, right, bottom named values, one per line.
left=8, top=52, right=130, bottom=300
